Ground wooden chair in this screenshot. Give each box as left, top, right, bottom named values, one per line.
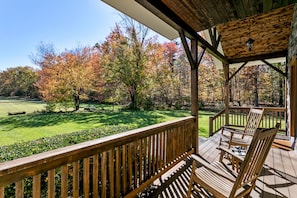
left=219, top=108, right=264, bottom=149
left=186, top=126, right=279, bottom=198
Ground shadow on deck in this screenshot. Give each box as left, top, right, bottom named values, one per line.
left=139, top=133, right=297, bottom=198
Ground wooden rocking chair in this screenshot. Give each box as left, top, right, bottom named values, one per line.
left=186, top=126, right=279, bottom=198
left=219, top=108, right=264, bottom=149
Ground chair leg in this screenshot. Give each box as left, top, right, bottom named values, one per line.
left=187, top=161, right=197, bottom=198
left=219, top=150, right=224, bottom=162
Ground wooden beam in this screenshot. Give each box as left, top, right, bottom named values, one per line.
left=208, top=27, right=221, bottom=49
left=191, top=39, right=199, bottom=154
left=228, top=51, right=287, bottom=64
left=223, top=63, right=230, bottom=125
left=138, top=0, right=228, bottom=64
left=229, top=62, right=248, bottom=81
left=198, top=47, right=206, bottom=67
left=179, top=30, right=196, bottom=69
left=208, top=28, right=216, bottom=47
left=261, top=59, right=286, bottom=77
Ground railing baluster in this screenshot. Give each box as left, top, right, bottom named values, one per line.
left=116, top=147, right=120, bottom=197
left=61, top=165, right=68, bottom=198
left=152, top=135, right=156, bottom=173
left=143, top=137, right=147, bottom=181
left=122, top=145, right=127, bottom=194
left=101, top=152, right=107, bottom=198
left=139, top=140, right=143, bottom=184
left=109, top=149, right=114, bottom=196
left=15, top=180, right=24, bottom=198
left=48, top=170, right=55, bottom=198
left=133, top=141, right=138, bottom=188
left=92, top=155, right=99, bottom=198
left=148, top=136, right=152, bottom=177
left=160, top=131, right=164, bottom=168
left=83, top=158, right=90, bottom=198
left=33, top=174, right=41, bottom=198
left=0, top=186, right=3, bottom=198
left=156, top=133, right=160, bottom=170
left=128, top=143, right=133, bottom=191
left=72, top=161, right=79, bottom=198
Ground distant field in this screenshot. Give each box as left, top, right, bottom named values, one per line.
left=0, top=98, right=214, bottom=145
left=0, top=98, right=46, bottom=117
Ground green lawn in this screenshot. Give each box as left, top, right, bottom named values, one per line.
left=0, top=99, right=215, bottom=146
left=0, top=98, right=46, bottom=117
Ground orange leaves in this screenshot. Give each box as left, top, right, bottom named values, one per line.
left=35, top=46, right=101, bottom=107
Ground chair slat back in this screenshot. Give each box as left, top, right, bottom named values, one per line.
left=243, top=108, right=264, bottom=137
left=230, top=125, right=279, bottom=197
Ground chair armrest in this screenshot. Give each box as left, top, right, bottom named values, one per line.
left=217, top=146, right=245, bottom=162
left=191, top=154, right=236, bottom=182
left=221, top=126, right=244, bottom=135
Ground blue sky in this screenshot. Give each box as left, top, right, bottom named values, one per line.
left=0, top=0, right=167, bottom=71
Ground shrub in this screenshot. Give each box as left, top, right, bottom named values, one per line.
left=0, top=125, right=134, bottom=162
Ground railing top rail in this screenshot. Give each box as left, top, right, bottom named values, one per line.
left=229, top=106, right=286, bottom=112
left=0, top=116, right=195, bottom=185
left=210, top=109, right=225, bottom=119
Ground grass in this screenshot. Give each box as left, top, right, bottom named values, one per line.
left=0, top=98, right=46, bottom=117
left=0, top=99, right=215, bottom=146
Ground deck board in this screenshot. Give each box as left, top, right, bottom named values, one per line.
left=140, top=133, right=297, bottom=198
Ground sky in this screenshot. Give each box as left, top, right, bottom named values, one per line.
left=0, top=0, right=168, bottom=71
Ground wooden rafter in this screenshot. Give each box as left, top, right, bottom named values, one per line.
left=179, top=29, right=206, bottom=69
left=138, top=0, right=228, bottom=64
left=208, top=27, right=221, bottom=49
left=179, top=30, right=196, bottom=69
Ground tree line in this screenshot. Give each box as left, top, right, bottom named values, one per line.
left=0, top=20, right=286, bottom=111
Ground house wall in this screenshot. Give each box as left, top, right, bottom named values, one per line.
left=288, top=4, right=297, bottom=60
left=287, top=3, right=297, bottom=151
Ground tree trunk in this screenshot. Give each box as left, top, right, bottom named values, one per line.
left=73, top=94, right=80, bottom=111
left=279, top=77, right=284, bottom=106
left=129, top=86, right=137, bottom=110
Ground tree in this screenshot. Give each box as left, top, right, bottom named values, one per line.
left=33, top=43, right=99, bottom=111
left=98, top=18, right=152, bottom=110
left=0, top=66, right=38, bottom=98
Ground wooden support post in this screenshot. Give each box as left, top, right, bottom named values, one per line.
left=290, top=56, right=297, bottom=147
left=223, top=63, right=230, bottom=126
left=191, top=39, right=199, bottom=154
left=179, top=30, right=200, bottom=154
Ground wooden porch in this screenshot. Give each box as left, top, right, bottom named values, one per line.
left=140, top=133, right=297, bottom=198
left=0, top=109, right=296, bottom=197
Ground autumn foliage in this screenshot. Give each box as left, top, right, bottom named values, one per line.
left=0, top=20, right=286, bottom=111
left=34, top=46, right=101, bottom=110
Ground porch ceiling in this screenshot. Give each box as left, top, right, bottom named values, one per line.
left=102, top=0, right=297, bottom=64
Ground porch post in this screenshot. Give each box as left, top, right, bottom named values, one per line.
left=223, top=63, right=230, bottom=125
left=191, top=39, right=199, bottom=154
left=288, top=4, right=297, bottom=150
left=289, top=56, right=297, bottom=149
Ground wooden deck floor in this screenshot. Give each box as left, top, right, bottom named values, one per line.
left=139, top=133, right=297, bottom=197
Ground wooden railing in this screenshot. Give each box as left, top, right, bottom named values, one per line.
left=0, top=116, right=195, bottom=198
left=209, top=107, right=286, bottom=136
